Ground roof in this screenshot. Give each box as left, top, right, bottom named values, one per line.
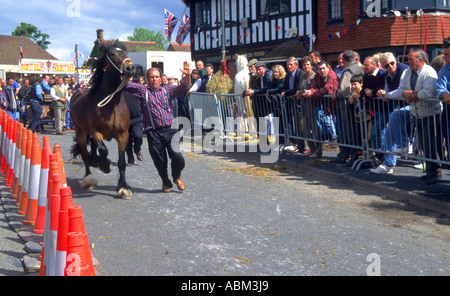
left=167, top=42, right=191, bottom=52
left=108, top=40, right=159, bottom=52
left=0, top=35, right=57, bottom=65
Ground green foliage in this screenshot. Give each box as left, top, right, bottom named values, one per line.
left=127, top=27, right=169, bottom=51
left=12, top=22, right=51, bottom=50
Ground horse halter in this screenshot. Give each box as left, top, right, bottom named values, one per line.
left=106, top=54, right=132, bottom=75
left=97, top=54, right=132, bottom=108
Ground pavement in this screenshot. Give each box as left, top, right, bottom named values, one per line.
left=215, top=139, right=450, bottom=217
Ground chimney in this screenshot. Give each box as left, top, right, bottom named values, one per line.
left=97, top=29, right=104, bottom=40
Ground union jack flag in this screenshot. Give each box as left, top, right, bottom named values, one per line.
left=164, top=9, right=178, bottom=41
left=175, top=13, right=190, bottom=46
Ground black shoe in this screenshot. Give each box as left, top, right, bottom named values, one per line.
left=332, top=157, right=346, bottom=164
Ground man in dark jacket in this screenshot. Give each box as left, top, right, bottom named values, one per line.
left=244, top=61, right=273, bottom=136
left=333, top=50, right=365, bottom=164
left=123, top=89, right=144, bottom=166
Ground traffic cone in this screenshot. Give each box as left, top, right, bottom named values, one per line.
left=45, top=170, right=64, bottom=276
left=17, top=130, right=33, bottom=214
left=53, top=143, right=67, bottom=186
left=39, top=153, right=59, bottom=276
left=65, top=232, right=92, bottom=276
left=33, top=136, right=51, bottom=234
left=10, top=125, right=23, bottom=200
left=14, top=128, right=28, bottom=207
left=3, top=117, right=13, bottom=181
left=68, top=206, right=95, bottom=276
left=1, top=115, right=9, bottom=173
left=55, top=208, right=68, bottom=276
left=23, top=133, right=42, bottom=225
left=6, top=119, right=17, bottom=187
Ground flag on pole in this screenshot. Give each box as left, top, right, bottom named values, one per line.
left=164, top=9, right=178, bottom=41
left=19, top=41, right=24, bottom=60
left=175, top=13, right=190, bottom=46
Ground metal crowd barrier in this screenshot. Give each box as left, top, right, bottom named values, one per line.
left=186, top=91, right=450, bottom=171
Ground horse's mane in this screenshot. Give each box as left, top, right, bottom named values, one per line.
left=88, top=39, right=128, bottom=95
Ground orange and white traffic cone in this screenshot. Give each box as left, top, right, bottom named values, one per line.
left=10, top=125, right=23, bottom=200
left=53, top=143, right=67, bottom=186
left=0, top=111, right=3, bottom=165
left=11, top=123, right=24, bottom=200
left=1, top=115, right=10, bottom=174
left=14, top=127, right=28, bottom=208
left=45, top=168, right=64, bottom=276
left=55, top=208, right=68, bottom=276
left=17, top=130, right=33, bottom=214
left=33, top=136, right=51, bottom=235
left=54, top=186, right=75, bottom=276
left=68, top=206, right=95, bottom=276
left=3, top=117, right=13, bottom=182
left=39, top=153, right=58, bottom=276
left=23, top=133, right=42, bottom=225
left=65, top=231, right=93, bottom=276
left=6, top=119, right=17, bottom=187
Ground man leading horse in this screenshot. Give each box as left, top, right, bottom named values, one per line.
left=125, top=62, right=191, bottom=193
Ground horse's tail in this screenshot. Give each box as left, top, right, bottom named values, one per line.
left=70, top=136, right=83, bottom=159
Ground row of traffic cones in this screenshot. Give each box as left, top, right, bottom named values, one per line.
left=0, top=110, right=95, bottom=276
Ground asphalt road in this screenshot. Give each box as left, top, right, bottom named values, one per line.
left=1, top=130, right=449, bottom=277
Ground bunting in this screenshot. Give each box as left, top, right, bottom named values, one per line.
left=164, top=9, right=178, bottom=42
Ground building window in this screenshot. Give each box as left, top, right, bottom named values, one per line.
left=360, top=0, right=390, bottom=16
left=260, top=0, right=290, bottom=16
left=328, top=0, right=343, bottom=23
left=195, top=0, right=211, bottom=27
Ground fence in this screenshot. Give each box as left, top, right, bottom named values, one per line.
left=187, top=92, right=449, bottom=170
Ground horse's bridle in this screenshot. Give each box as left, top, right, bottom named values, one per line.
left=97, top=55, right=132, bottom=107
left=106, top=54, right=132, bottom=75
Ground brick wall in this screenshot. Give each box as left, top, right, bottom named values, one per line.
left=314, top=0, right=449, bottom=62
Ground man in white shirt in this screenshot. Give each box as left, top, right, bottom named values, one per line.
left=398, top=48, right=442, bottom=184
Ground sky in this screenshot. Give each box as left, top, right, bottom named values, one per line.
left=0, top=0, right=189, bottom=61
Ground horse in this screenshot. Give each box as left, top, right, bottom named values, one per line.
left=233, top=54, right=256, bottom=139
left=70, top=30, right=136, bottom=199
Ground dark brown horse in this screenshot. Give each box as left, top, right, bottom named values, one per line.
left=70, top=30, right=136, bottom=199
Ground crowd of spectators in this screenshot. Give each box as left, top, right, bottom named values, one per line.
left=186, top=38, right=450, bottom=185
left=0, top=74, right=87, bottom=135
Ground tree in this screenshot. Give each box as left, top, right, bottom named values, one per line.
left=12, top=22, right=51, bottom=50
left=127, top=27, right=169, bottom=51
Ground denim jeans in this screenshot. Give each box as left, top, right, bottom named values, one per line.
left=314, top=107, right=337, bottom=141
left=370, top=111, right=390, bottom=152
left=383, top=106, right=412, bottom=167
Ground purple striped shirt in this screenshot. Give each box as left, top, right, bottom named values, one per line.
left=125, top=81, right=187, bottom=131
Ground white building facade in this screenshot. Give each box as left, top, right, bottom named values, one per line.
left=183, top=0, right=315, bottom=65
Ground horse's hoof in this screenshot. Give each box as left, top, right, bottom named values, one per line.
left=81, top=175, right=98, bottom=189
left=100, top=163, right=113, bottom=174
left=117, top=187, right=133, bottom=200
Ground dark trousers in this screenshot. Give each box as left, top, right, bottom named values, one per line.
left=29, top=101, right=42, bottom=132
left=146, top=126, right=185, bottom=188
left=126, top=118, right=143, bottom=164
left=417, top=115, right=442, bottom=177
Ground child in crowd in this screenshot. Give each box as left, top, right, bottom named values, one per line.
left=345, top=74, right=365, bottom=167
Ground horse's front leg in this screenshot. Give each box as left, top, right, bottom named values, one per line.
left=76, top=132, right=98, bottom=189
left=116, top=131, right=133, bottom=200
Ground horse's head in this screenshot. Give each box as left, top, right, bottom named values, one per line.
left=96, top=30, right=135, bottom=78
left=234, top=54, right=248, bottom=73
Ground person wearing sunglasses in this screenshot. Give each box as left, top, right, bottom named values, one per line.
left=371, top=53, right=410, bottom=175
